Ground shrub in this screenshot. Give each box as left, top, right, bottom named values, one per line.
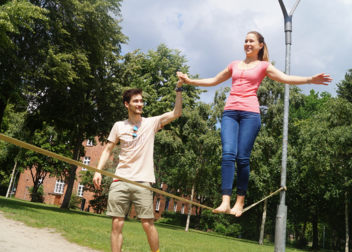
left=159, top=211, right=196, bottom=228
left=29, top=186, right=45, bottom=203
left=69, top=191, right=82, bottom=210
left=215, top=223, right=227, bottom=235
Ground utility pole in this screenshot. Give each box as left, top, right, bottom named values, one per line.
left=274, top=1, right=300, bottom=251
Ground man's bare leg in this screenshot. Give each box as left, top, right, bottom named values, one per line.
left=213, top=195, right=231, bottom=213
left=230, top=195, right=245, bottom=217
left=111, top=217, right=124, bottom=252
left=141, top=218, right=159, bottom=252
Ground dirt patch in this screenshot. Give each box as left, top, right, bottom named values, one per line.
left=0, top=212, right=102, bottom=252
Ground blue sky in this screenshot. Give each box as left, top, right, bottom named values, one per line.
left=118, top=0, right=352, bottom=103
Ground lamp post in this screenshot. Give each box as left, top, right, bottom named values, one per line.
left=274, top=1, right=301, bottom=251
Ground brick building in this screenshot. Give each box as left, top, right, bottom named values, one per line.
left=15, top=137, right=198, bottom=220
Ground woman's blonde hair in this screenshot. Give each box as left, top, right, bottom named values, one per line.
left=248, top=31, right=269, bottom=62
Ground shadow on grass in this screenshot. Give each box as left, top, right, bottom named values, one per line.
left=0, top=196, right=111, bottom=220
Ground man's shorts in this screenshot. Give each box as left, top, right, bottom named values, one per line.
left=106, top=181, right=154, bottom=219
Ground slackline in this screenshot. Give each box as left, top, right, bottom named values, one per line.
left=0, top=133, right=285, bottom=215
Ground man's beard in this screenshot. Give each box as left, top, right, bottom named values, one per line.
left=130, top=107, right=142, bottom=115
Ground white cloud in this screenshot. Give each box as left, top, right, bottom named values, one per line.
left=119, top=0, right=352, bottom=102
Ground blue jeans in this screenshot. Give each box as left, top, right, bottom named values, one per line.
left=221, top=110, right=261, bottom=196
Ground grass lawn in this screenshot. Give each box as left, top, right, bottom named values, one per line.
left=0, top=196, right=310, bottom=252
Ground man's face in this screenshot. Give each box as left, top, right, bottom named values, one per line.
left=125, top=94, right=143, bottom=115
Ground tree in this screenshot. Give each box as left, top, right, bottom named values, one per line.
left=336, top=69, right=352, bottom=103
left=0, top=104, right=25, bottom=187
left=297, top=98, right=352, bottom=250
left=0, top=0, right=48, bottom=127
left=155, top=87, right=229, bottom=231
left=249, top=73, right=304, bottom=242
left=23, top=0, right=129, bottom=209
left=18, top=123, right=73, bottom=202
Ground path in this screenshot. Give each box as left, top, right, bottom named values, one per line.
left=0, top=212, right=101, bottom=252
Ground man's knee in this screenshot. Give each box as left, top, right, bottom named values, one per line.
left=112, top=217, right=125, bottom=233
left=141, top=218, right=155, bottom=232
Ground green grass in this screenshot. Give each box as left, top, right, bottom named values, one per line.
left=0, top=196, right=307, bottom=252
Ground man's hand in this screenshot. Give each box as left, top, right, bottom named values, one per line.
left=93, top=172, right=102, bottom=189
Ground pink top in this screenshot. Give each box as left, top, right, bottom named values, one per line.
left=224, top=60, right=270, bottom=113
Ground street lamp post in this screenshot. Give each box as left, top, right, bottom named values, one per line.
left=274, top=1, right=301, bottom=251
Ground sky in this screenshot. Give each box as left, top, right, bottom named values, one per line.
left=117, top=0, right=352, bottom=104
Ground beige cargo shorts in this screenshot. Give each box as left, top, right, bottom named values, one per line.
left=106, top=181, right=154, bottom=219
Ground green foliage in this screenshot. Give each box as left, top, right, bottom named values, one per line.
left=80, top=146, right=120, bottom=214
left=0, top=104, right=25, bottom=186
left=28, top=185, right=45, bottom=203
left=199, top=210, right=241, bottom=238
left=336, top=69, right=352, bottom=103
left=69, top=191, right=83, bottom=210
left=18, top=123, right=73, bottom=202
left=159, top=210, right=196, bottom=228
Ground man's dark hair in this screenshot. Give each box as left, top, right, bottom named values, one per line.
left=123, top=89, right=143, bottom=105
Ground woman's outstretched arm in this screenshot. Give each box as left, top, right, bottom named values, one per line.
left=177, top=67, right=232, bottom=87
left=266, top=64, right=332, bottom=85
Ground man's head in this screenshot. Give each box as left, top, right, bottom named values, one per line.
left=123, top=89, right=143, bottom=115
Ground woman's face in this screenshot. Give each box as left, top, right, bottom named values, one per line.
left=244, top=33, right=263, bottom=58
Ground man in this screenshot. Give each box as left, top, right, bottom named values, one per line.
left=93, top=77, right=183, bottom=252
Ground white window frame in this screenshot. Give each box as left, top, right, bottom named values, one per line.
left=77, top=183, right=84, bottom=197
left=173, top=203, right=177, bottom=212
left=86, top=139, right=93, bottom=146
left=181, top=204, right=185, bottom=214
left=82, top=157, right=90, bottom=171
left=160, top=182, right=163, bottom=189
left=155, top=198, right=160, bottom=211
left=54, top=180, right=65, bottom=194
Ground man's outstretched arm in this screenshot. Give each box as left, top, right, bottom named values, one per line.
left=93, top=141, right=116, bottom=189
left=160, top=77, right=183, bottom=126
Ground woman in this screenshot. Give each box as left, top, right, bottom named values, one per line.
left=177, top=31, right=332, bottom=217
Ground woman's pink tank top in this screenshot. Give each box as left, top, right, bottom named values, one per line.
left=224, top=60, right=270, bottom=113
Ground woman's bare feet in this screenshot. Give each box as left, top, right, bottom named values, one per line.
left=213, top=195, right=231, bottom=213
left=229, top=195, right=245, bottom=217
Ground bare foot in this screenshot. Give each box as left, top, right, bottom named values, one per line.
left=213, top=202, right=230, bottom=213
left=229, top=202, right=244, bottom=217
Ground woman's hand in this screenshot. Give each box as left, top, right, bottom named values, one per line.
left=177, top=72, right=190, bottom=84
left=310, top=73, right=332, bottom=86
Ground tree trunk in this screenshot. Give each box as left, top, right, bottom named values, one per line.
left=0, top=97, right=8, bottom=129
left=345, top=191, right=349, bottom=252
left=312, top=215, right=319, bottom=249
left=259, top=199, right=268, bottom=245
left=185, top=182, right=195, bottom=232
left=60, top=133, right=82, bottom=209
left=6, top=156, right=18, bottom=198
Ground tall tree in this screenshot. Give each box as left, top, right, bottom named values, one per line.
left=25, top=0, right=128, bottom=209
left=0, top=0, right=48, bottom=127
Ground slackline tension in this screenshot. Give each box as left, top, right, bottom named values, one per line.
left=0, top=133, right=286, bottom=215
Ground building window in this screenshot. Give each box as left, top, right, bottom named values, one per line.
left=173, top=203, right=177, bottom=212
left=181, top=204, right=185, bottom=214
left=86, top=139, right=93, bottom=146
left=155, top=198, right=160, bottom=211
left=77, top=184, right=84, bottom=197
left=160, top=182, right=163, bottom=189
left=165, top=198, right=170, bottom=211
left=82, top=157, right=90, bottom=171
left=54, top=180, right=65, bottom=194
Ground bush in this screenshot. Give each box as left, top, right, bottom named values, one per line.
left=29, top=186, right=45, bottom=203
left=69, top=192, right=82, bottom=210
left=199, top=210, right=241, bottom=238
left=158, top=211, right=196, bottom=228
left=215, top=223, right=227, bottom=235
